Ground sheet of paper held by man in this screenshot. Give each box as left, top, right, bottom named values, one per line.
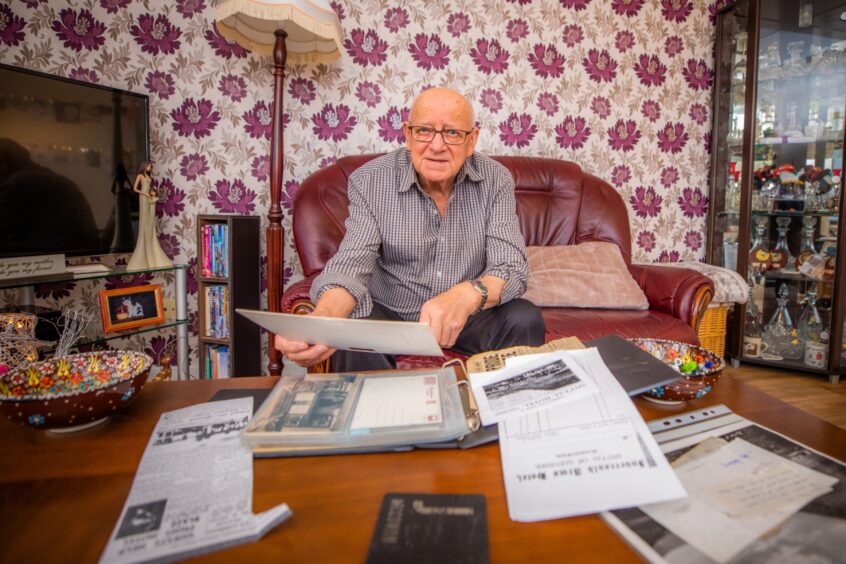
left=99, top=398, right=292, bottom=564
left=497, top=348, right=685, bottom=522
left=639, top=436, right=838, bottom=563
left=468, top=350, right=598, bottom=426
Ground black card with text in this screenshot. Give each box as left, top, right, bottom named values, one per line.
left=366, top=493, right=488, bottom=564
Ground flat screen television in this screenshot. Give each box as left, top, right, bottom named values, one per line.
left=0, top=63, right=149, bottom=259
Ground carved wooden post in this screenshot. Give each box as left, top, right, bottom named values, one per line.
left=266, top=29, right=287, bottom=376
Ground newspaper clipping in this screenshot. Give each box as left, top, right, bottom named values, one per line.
left=100, top=398, right=291, bottom=563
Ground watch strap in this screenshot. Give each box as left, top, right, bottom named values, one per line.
left=469, top=279, right=488, bottom=316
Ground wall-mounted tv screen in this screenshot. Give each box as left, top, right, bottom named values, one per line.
left=0, top=64, right=149, bottom=258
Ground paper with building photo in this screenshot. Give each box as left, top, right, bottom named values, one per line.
left=498, top=348, right=686, bottom=522
left=99, top=398, right=292, bottom=564
left=468, top=350, right=598, bottom=426
left=639, top=437, right=838, bottom=563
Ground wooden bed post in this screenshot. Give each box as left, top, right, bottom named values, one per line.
left=266, top=29, right=287, bottom=376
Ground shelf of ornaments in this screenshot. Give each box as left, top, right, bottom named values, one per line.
left=718, top=209, right=840, bottom=217
left=725, top=136, right=843, bottom=152
left=739, top=352, right=845, bottom=375
left=729, top=65, right=846, bottom=90
left=0, top=264, right=184, bottom=291
left=34, top=318, right=188, bottom=359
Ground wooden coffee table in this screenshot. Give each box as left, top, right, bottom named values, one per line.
left=2, top=374, right=844, bottom=563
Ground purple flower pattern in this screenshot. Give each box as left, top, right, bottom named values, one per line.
left=70, top=67, right=98, bottom=83
left=176, top=0, right=205, bottom=19
left=582, top=49, right=617, bottom=83
left=641, top=101, right=661, bottom=122
left=171, top=98, right=220, bottom=138
left=689, top=104, right=708, bottom=125
left=634, top=55, right=666, bottom=86
left=630, top=186, right=663, bottom=218
left=660, top=167, right=679, bottom=187
left=590, top=96, right=611, bottom=119
left=243, top=101, right=273, bottom=139
left=499, top=113, right=537, bottom=148
left=446, top=13, right=471, bottom=37
left=51, top=9, right=105, bottom=51
left=204, top=27, right=247, bottom=59
left=131, top=14, right=181, bottom=55
left=155, top=178, right=185, bottom=217
left=470, top=39, right=509, bottom=74
left=684, top=231, right=702, bottom=251
left=218, top=75, right=247, bottom=101
left=384, top=7, right=409, bottom=32
left=664, top=36, right=683, bottom=56
left=528, top=44, right=565, bottom=78
left=678, top=187, right=708, bottom=218
left=611, top=165, right=631, bottom=186
left=479, top=89, right=503, bottom=113
left=507, top=19, right=529, bottom=42
left=561, top=24, right=582, bottom=47
left=683, top=59, right=713, bottom=91
left=560, top=0, right=591, bottom=11
left=1, top=4, right=26, bottom=46
left=312, top=104, right=357, bottom=141
left=607, top=119, right=641, bottom=152
left=661, top=0, right=693, bottom=22
left=377, top=107, right=410, bottom=143
left=344, top=29, right=388, bottom=67
left=289, top=78, right=316, bottom=104
left=356, top=81, right=382, bottom=108
left=637, top=231, right=656, bottom=252
left=180, top=153, right=208, bottom=181
left=657, top=250, right=681, bottom=263
left=100, top=0, right=131, bottom=14
left=409, top=34, right=450, bottom=70
left=210, top=179, right=257, bottom=214
left=615, top=30, right=634, bottom=52
left=555, top=116, right=591, bottom=149
left=537, top=93, right=559, bottom=116
left=612, top=0, right=644, bottom=16
left=251, top=156, right=270, bottom=182
left=146, top=70, right=174, bottom=99
left=657, top=122, right=689, bottom=154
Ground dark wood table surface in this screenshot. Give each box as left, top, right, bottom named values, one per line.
left=2, top=374, right=845, bottom=563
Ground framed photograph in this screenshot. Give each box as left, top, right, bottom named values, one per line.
left=99, top=284, right=165, bottom=334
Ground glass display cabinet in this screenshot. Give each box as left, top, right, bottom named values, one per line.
left=708, top=0, right=846, bottom=383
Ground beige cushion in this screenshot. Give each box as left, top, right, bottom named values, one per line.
left=523, top=242, right=649, bottom=309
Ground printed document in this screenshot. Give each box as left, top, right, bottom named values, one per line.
left=468, top=350, right=598, bottom=426
left=641, top=437, right=838, bottom=563
left=349, top=373, right=442, bottom=430
left=100, top=398, right=291, bottom=563
left=498, top=348, right=686, bottom=522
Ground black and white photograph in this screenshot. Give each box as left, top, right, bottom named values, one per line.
left=483, top=359, right=580, bottom=412
left=116, top=500, right=167, bottom=539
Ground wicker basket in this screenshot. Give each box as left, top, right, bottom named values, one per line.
left=698, top=303, right=730, bottom=358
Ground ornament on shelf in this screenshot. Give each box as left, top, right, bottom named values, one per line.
left=0, top=312, right=40, bottom=374
left=127, top=161, right=173, bottom=272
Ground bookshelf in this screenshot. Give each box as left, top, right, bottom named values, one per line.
left=197, top=215, right=260, bottom=378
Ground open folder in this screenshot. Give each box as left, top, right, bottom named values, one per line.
left=242, top=364, right=486, bottom=457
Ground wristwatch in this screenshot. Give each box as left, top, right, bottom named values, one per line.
left=468, top=279, right=488, bottom=316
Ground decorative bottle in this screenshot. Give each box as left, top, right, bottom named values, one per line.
left=770, top=216, right=794, bottom=270
left=749, top=217, right=772, bottom=274
left=763, top=283, right=803, bottom=360
left=742, top=285, right=764, bottom=357
left=795, top=216, right=817, bottom=270
left=798, top=285, right=828, bottom=367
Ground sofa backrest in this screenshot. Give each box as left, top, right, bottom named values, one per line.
left=293, top=154, right=631, bottom=277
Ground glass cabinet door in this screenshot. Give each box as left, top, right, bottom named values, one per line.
left=710, top=0, right=846, bottom=382
left=708, top=0, right=751, bottom=272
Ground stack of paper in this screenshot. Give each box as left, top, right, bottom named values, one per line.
left=469, top=348, right=687, bottom=522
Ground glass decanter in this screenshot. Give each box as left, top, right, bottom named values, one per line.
left=749, top=216, right=772, bottom=274
left=742, top=285, right=764, bottom=357
left=770, top=216, right=794, bottom=271
left=795, top=216, right=817, bottom=270
left=763, top=283, right=803, bottom=359
left=798, top=285, right=829, bottom=367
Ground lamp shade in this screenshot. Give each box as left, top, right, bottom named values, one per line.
left=215, top=0, right=343, bottom=62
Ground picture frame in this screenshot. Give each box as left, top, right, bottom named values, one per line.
left=99, top=284, right=165, bottom=334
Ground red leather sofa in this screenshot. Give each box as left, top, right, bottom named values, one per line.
left=281, top=155, right=713, bottom=369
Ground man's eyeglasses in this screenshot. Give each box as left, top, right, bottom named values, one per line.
left=407, top=125, right=474, bottom=145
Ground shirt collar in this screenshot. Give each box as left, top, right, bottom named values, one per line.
left=397, top=147, right=484, bottom=193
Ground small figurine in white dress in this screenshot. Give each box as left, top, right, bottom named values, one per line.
left=127, top=161, right=173, bottom=271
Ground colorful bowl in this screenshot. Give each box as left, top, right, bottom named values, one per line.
left=629, top=338, right=724, bottom=404
left=0, top=350, right=152, bottom=431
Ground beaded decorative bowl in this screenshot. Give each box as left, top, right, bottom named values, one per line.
left=629, top=338, right=724, bottom=404
left=0, top=350, right=152, bottom=431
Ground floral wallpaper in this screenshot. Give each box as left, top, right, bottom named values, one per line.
left=0, top=0, right=723, bottom=376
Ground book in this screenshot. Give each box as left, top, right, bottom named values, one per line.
left=366, top=493, right=488, bottom=564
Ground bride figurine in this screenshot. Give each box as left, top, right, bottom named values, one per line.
left=127, top=161, right=173, bottom=271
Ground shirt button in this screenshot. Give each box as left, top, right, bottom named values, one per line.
left=436, top=271, right=442, bottom=277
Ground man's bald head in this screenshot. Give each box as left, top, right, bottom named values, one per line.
left=409, top=87, right=475, bottom=129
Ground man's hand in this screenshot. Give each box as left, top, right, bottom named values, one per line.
left=274, top=287, right=355, bottom=368
left=419, top=282, right=481, bottom=348
left=274, top=335, right=335, bottom=368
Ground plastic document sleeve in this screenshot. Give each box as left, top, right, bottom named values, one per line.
left=241, top=365, right=483, bottom=457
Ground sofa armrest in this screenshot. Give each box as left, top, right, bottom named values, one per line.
left=281, top=273, right=320, bottom=314
left=627, top=264, right=714, bottom=331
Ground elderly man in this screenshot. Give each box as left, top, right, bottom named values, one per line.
left=276, top=87, right=544, bottom=371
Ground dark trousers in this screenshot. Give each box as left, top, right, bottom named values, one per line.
left=330, top=298, right=545, bottom=372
